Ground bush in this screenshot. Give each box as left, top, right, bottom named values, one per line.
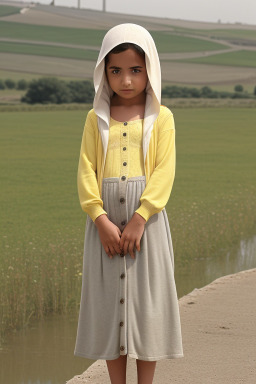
left=21, top=77, right=72, bottom=104
left=67, top=80, right=94, bottom=103
left=0, top=80, right=5, bottom=90
left=17, top=79, right=29, bottom=90
left=5, top=79, right=16, bottom=89
left=234, top=84, right=244, bottom=92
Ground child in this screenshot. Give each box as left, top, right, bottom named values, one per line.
left=74, top=24, right=183, bottom=383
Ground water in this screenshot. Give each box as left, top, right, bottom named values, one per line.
left=0, top=233, right=256, bottom=384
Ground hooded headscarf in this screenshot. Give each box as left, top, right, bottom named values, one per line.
left=93, top=23, right=161, bottom=171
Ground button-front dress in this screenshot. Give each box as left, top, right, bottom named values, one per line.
left=74, top=117, right=183, bottom=361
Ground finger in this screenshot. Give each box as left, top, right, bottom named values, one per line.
left=129, top=241, right=136, bottom=259
left=119, top=234, right=124, bottom=250
left=114, top=243, right=122, bottom=255
left=109, top=245, right=116, bottom=257
left=123, top=239, right=130, bottom=255
left=136, top=239, right=140, bottom=252
left=105, top=246, right=112, bottom=259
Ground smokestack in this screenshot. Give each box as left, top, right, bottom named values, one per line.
left=103, top=0, right=106, bottom=12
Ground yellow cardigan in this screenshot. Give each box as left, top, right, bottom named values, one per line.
left=77, top=105, right=176, bottom=223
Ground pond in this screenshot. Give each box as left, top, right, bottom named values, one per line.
left=1, top=232, right=256, bottom=384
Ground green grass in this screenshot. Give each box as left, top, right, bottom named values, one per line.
left=177, top=50, right=256, bottom=68
left=0, top=21, right=106, bottom=46
left=0, top=21, right=227, bottom=53
left=150, top=31, right=227, bottom=52
left=202, top=28, right=256, bottom=43
left=171, top=26, right=256, bottom=43
left=0, top=41, right=98, bottom=61
left=1, top=108, right=256, bottom=343
left=0, top=69, right=85, bottom=82
left=0, top=5, right=21, bottom=17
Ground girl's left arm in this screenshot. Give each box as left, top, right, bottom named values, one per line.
left=135, top=112, right=176, bottom=222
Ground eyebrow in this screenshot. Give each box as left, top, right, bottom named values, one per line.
left=108, top=65, right=143, bottom=69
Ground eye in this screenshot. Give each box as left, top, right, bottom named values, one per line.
left=111, top=69, right=120, bottom=74
left=132, top=69, right=141, bottom=73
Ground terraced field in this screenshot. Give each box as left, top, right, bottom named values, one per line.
left=0, top=2, right=256, bottom=89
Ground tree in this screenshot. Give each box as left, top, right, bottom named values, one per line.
left=0, top=80, right=5, bottom=90
left=17, top=79, right=29, bottom=90
left=234, top=84, right=244, bottom=92
left=21, top=77, right=72, bottom=104
left=67, top=80, right=94, bottom=103
left=5, top=79, right=16, bottom=89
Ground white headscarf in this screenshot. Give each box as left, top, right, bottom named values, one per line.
left=93, top=23, right=161, bottom=169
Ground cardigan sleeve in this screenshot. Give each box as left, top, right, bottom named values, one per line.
left=77, top=112, right=107, bottom=222
left=135, top=112, right=176, bottom=222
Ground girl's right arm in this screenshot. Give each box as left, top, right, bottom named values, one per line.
left=77, top=112, right=106, bottom=222
left=77, top=111, right=121, bottom=257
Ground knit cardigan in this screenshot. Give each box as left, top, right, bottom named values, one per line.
left=77, top=105, right=176, bottom=223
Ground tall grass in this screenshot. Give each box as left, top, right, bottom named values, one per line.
left=1, top=107, right=256, bottom=343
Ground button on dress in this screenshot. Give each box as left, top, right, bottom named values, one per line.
left=74, top=117, right=183, bottom=361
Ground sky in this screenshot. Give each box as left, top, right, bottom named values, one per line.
left=7, top=0, right=256, bottom=25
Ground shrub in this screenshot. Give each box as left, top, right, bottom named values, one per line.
left=17, top=79, right=29, bottom=90
left=21, top=77, right=72, bottom=104
left=5, top=79, right=16, bottom=89
left=67, top=80, right=94, bottom=103
left=234, top=84, right=244, bottom=92
left=0, top=80, right=5, bottom=90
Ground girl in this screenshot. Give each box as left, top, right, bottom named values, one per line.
left=74, top=24, right=183, bottom=384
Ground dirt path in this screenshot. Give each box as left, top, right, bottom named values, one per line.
left=66, top=268, right=256, bottom=384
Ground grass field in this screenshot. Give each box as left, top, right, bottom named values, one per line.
left=0, top=21, right=228, bottom=53
left=0, top=5, right=20, bottom=17
left=178, top=50, right=256, bottom=68
left=172, top=26, right=256, bottom=43
left=1, top=5, right=256, bottom=89
left=1, top=107, right=256, bottom=342
left=0, top=69, right=86, bottom=82
left=0, top=41, right=99, bottom=61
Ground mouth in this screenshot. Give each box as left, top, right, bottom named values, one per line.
left=120, top=89, right=133, bottom=92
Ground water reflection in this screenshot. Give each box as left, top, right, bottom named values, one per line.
left=175, top=232, right=256, bottom=298
left=0, top=316, right=94, bottom=384
left=1, top=233, right=256, bottom=384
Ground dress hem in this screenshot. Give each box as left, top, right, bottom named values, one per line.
left=74, top=351, right=184, bottom=361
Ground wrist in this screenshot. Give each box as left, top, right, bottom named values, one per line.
left=94, top=213, right=108, bottom=228
left=133, top=212, right=146, bottom=225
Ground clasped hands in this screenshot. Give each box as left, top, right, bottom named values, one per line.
left=95, top=213, right=146, bottom=259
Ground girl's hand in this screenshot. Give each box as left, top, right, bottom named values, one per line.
left=95, top=214, right=122, bottom=259
left=120, top=213, right=146, bottom=259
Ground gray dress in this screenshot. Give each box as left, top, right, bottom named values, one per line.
left=74, top=175, right=183, bottom=361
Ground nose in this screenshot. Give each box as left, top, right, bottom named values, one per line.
left=122, top=74, right=132, bottom=87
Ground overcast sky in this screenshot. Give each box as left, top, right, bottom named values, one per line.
left=9, top=0, right=256, bottom=25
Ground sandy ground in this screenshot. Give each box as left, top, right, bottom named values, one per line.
left=66, top=268, right=256, bottom=384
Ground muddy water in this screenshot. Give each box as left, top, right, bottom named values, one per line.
left=1, top=233, right=256, bottom=384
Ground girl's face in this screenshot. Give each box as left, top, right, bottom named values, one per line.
left=105, top=48, right=148, bottom=104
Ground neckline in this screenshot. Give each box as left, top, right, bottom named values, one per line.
left=110, top=116, right=143, bottom=125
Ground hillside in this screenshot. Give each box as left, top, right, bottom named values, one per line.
left=0, top=1, right=256, bottom=95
